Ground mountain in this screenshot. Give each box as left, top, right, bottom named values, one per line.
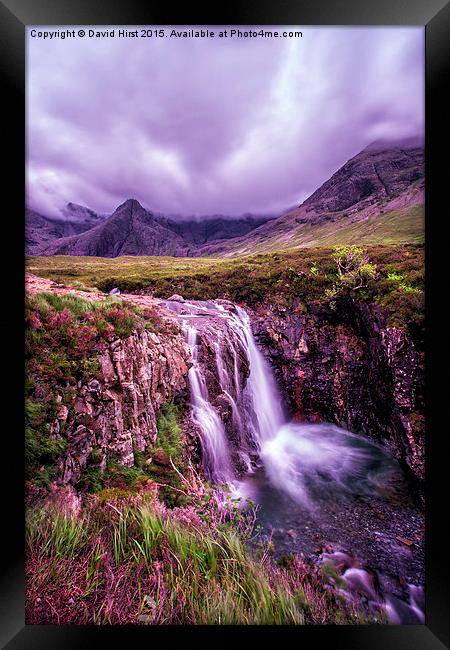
left=37, top=199, right=192, bottom=257
left=30, top=202, right=275, bottom=257
left=29, top=137, right=424, bottom=258
left=199, top=137, right=424, bottom=256
left=26, top=204, right=107, bottom=255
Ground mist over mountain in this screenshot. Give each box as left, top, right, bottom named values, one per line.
left=27, top=138, right=424, bottom=258
left=200, top=137, right=424, bottom=256
left=26, top=204, right=107, bottom=256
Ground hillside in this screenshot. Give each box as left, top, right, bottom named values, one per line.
left=28, top=138, right=424, bottom=258
left=26, top=204, right=106, bottom=255
left=200, top=138, right=424, bottom=256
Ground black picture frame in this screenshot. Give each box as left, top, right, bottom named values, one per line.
left=1, top=1, right=448, bottom=647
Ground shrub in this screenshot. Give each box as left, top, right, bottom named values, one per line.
left=332, top=245, right=378, bottom=291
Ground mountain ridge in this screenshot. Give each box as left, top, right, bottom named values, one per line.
left=27, top=138, right=424, bottom=258
left=200, top=138, right=424, bottom=256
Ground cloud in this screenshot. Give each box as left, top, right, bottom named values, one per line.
left=26, top=27, right=424, bottom=217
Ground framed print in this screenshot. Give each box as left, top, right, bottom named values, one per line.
left=1, top=0, right=448, bottom=647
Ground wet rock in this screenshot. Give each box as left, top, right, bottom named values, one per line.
left=214, top=394, right=233, bottom=422
left=249, top=299, right=424, bottom=488
left=167, top=294, right=185, bottom=302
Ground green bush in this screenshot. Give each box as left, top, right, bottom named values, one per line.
left=25, top=399, right=67, bottom=487
left=155, top=403, right=182, bottom=463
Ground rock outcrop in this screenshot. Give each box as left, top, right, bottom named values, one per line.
left=55, top=325, right=191, bottom=485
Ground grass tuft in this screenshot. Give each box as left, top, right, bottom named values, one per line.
left=26, top=495, right=370, bottom=625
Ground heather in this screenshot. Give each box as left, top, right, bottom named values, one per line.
left=25, top=486, right=372, bottom=625
left=28, top=243, right=424, bottom=339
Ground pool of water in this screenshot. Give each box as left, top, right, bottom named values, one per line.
left=234, top=423, right=425, bottom=624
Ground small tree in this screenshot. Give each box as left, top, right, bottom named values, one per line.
left=326, top=246, right=377, bottom=301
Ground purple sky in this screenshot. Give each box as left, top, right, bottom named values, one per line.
left=27, top=27, right=424, bottom=218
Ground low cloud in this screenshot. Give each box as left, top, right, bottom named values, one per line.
left=27, top=27, right=424, bottom=218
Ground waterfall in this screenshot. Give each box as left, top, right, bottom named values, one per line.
left=181, top=302, right=284, bottom=485
left=185, top=323, right=233, bottom=484
left=224, top=305, right=284, bottom=446
left=178, top=300, right=403, bottom=508
left=172, top=299, right=423, bottom=625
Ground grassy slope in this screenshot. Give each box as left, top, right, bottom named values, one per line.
left=269, top=204, right=424, bottom=248
left=212, top=203, right=424, bottom=256
left=26, top=492, right=371, bottom=624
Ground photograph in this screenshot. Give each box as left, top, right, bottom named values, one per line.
left=24, top=24, right=426, bottom=626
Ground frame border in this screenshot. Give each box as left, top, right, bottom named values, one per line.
left=1, top=1, right=448, bottom=647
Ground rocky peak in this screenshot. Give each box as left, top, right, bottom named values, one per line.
left=302, top=139, right=424, bottom=214
left=115, top=198, right=145, bottom=213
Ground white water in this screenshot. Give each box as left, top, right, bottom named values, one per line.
left=181, top=303, right=285, bottom=485
left=223, top=305, right=284, bottom=446
left=184, top=323, right=232, bottom=484
left=221, top=307, right=398, bottom=510
left=181, top=302, right=401, bottom=507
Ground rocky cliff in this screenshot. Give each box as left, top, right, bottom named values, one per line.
left=25, top=275, right=193, bottom=488
left=249, top=298, right=424, bottom=489
left=55, top=327, right=191, bottom=485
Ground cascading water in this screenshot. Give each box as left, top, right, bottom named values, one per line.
left=164, top=297, right=424, bottom=624
left=184, top=323, right=233, bottom=484
left=220, top=306, right=404, bottom=511
left=179, top=302, right=285, bottom=484
left=176, top=300, right=408, bottom=506
left=225, top=306, right=284, bottom=446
